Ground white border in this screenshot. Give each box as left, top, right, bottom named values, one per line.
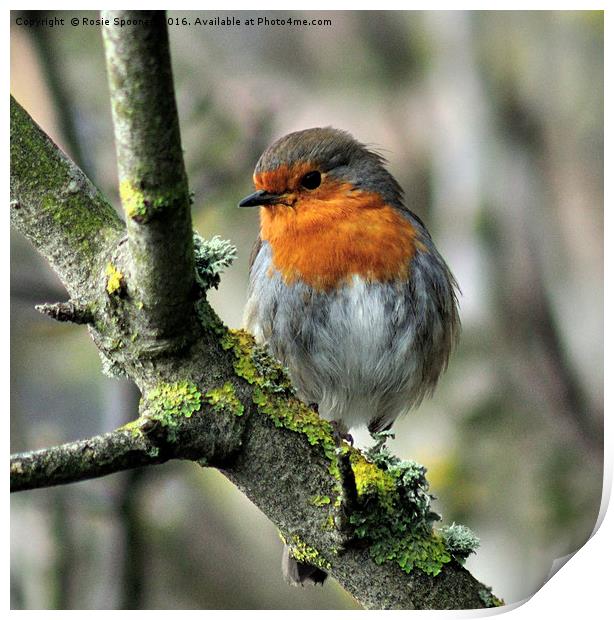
left=6, top=4, right=608, bottom=616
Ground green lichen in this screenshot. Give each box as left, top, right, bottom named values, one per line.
left=284, top=534, right=331, bottom=571
left=10, top=97, right=121, bottom=261
left=479, top=586, right=505, bottom=608
left=220, top=329, right=340, bottom=463
left=196, top=298, right=226, bottom=336
left=120, top=418, right=144, bottom=437
left=193, top=233, right=237, bottom=290
left=363, top=429, right=397, bottom=467
left=38, top=193, right=117, bottom=255
left=220, top=329, right=262, bottom=383
left=119, top=178, right=189, bottom=222
left=205, top=382, right=244, bottom=417
left=311, top=495, right=332, bottom=507
left=348, top=439, right=452, bottom=577
left=118, top=419, right=160, bottom=457
left=221, top=329, right=296, bottom=396
left=118, top=417, right=160, bottom=458
left=143, top=380, right=201, bottom=441
left=322, top=514, right=335, bottom=530
left=440, top=523, right=480, bottom=564
left=215, top=325, right=476, bottom=580
left=351, top=454, right=396, bottom=509
left=249, top=344, right=295, bottom=395
left=252, top=387, right=340, bottom=477
left=105, top=262, right=124, bottom=295
left=11, top=96, right=121, bottom=256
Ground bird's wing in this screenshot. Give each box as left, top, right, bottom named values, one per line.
left=248, top=234, right=263, bottom=275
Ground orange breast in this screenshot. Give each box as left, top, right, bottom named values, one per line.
left=260, top=185, right=417, bottom=291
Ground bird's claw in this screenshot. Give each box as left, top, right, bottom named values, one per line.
left=330, top=420, right=354, bottom=446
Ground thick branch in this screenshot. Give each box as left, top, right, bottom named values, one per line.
left=10, top=403, right=495, bottom=610
left=9, top=96, right=124, bottom=297
left=102, top=11, right=195, bottom=350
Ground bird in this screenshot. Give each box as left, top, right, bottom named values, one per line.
left=239, top=127, right=460, bottom=586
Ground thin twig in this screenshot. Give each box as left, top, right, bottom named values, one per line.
left=10, top=429, right=165, bottom=493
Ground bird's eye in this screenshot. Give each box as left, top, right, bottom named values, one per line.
left=300, top=170, right=321, bottom=190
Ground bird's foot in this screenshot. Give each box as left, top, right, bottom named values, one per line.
left=330, top=420, right=353, bottom=446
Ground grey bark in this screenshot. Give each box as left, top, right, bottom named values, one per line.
left=102, top=10, right=196, bottom=354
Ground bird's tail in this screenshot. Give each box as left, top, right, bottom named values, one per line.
left=281, top=544, right=328, bottom=586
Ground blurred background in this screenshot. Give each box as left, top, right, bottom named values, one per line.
left=10, top=10, right=603, bottom=610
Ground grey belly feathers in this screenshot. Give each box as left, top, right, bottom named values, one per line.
left=244, top=238, right=459, bottom=434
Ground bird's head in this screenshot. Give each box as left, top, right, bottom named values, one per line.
left=238, top=127, right=404, bottom=214
left=239, top=128, right=421, bottom=290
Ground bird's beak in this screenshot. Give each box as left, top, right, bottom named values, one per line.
left=238, top=189, right=282, bottom=208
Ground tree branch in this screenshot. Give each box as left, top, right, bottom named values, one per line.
left=10, top=405, right=498, bottom=610
left=10, top=96, right=124, bottom=298
left=10, top=427, right=166, bottom=492
left=102, top=11, right=196, bottom=352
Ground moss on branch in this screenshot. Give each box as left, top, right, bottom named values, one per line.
left=10, top=96, right=124, bottom=296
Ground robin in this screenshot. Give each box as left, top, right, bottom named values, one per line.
left=239, top=127, right=460, bottom=585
